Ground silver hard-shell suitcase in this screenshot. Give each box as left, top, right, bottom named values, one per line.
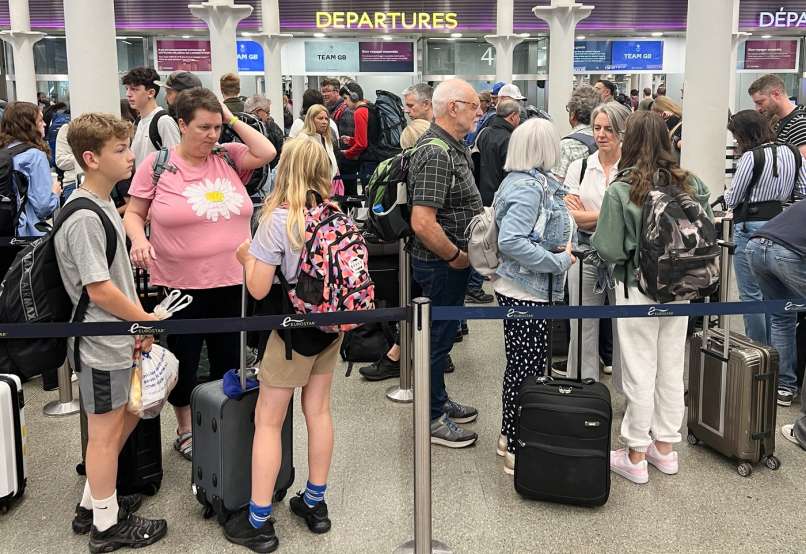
left=0, top=374, right=27, bottom=513
left=191, top=283, right=294, bottom=525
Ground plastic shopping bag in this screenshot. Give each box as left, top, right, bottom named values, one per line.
left=128, top=344, right=179, bottom=419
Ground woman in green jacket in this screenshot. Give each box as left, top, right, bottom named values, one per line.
left=592, top=111, right=713, bottom=485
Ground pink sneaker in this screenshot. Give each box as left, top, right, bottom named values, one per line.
left=610, top=448, right=649, bottom=484
left=646, top=442, right=679, bottom=475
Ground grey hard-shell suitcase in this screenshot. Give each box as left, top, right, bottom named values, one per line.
left=686, top=214, right=781, bottom=476
left=191, top=283, right=294, bottom=525
left=0, top=374, right=26, bottom=513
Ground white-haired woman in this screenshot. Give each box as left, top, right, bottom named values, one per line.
left=493, top=118, right=576, bottom=475
left=563, top=101, right=632, bottom=382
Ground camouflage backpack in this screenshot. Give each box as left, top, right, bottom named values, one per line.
left=635, top=171, right=720, bottom=303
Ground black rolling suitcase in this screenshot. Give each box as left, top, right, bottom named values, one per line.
left=514, top=251, right=612, bottom=506
left=191, top=282, right=294, bottom=525
left=77, top=407, right=163, bottom=496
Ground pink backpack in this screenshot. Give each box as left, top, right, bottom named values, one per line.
left=281, top=200, right=375, bottom=333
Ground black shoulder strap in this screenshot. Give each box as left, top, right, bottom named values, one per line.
left=565, top=132, right=597, bottom=155
left=55, top=197, right=118, bottom=372
left=742, top=146, right=768, bottom=209
left=275, top=269, right=295, bottom=361
left=580, top=157, right=588, bottom=185
left=148, top=110, right=170, bottom=151
left=784, top=143, right=803, bottom=203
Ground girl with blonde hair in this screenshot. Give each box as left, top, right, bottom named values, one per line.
left=299, top=103, right=342, bottom=194
left=227, top=138, right=341, bottom=551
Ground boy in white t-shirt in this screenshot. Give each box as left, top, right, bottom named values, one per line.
left=122, top=67, right=180, bottom=168
left=58, top=113, right=167, bottom=552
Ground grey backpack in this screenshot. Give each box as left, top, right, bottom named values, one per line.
left=465, top=206, right=498, bottom=277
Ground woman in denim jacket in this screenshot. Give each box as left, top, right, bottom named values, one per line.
left=492, top=118, right=576, bottom=475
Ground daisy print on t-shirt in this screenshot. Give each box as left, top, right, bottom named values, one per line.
left=182, top=177, right=245, bottom=222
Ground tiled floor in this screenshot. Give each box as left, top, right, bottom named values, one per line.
left=2, top=313, right=805, bottom=554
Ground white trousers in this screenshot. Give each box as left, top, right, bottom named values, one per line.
left=567, top=262, right=619, bottom=382
left=614, top=285, right=688, bottom=451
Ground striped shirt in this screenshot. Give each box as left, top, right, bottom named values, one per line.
left=775, top=106, right=806, bottom=147
left=725, top=144, right=806, bottom=208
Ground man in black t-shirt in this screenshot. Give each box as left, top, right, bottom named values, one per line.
left=748, top=74, right=806, bottom=157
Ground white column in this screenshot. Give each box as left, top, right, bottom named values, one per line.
left=189, top=0, right=253, bottom=86
left=63, top=0, right=119, bottom=116
left=728, top=0, right=748, bottom=114
left=638, top=73, right=653, bottom=94
left=484, top=0, right=524, bottom=84
left=0, top=0, right=44, bottom=103
left=533, top=1, right=594, bottom=136
left=291, top=75, right=304, bottom=120
left=251, top=0, right=292, bottom=122
left=680, top=0, right=737, bottom=197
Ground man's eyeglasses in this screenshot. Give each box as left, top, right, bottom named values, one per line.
left=453, top=99, right=480, bottom=111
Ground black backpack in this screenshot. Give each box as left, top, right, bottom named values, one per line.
left=148, top=110, right=172, bottom=151
left=0, top=144, right=35, bottom=240
left=218, top=112, right=271, bottom=197
left=0, top=198, right=117, bottom=379
left=368, top=90, right=406, bottom=159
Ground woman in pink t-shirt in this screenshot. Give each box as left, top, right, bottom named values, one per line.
left=124, top=87, right=276, bottom=460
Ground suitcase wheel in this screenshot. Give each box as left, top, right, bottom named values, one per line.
left=143, top=483, right=160, bottom=496
left=76, top=462, right=86, bottom=476
left=737, top=462, right=753, bottom=477
left=686, top=432, right=698, bottom=446
left=273, top=488, right=287, bottom=502
left=764, top=455, right=781, bottom=471
left=202, top=504, right=215, bottom=520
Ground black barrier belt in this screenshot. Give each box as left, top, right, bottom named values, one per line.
left=431, top=299, right=806, bottom=321
left=0, top=307, right=409, bottom=339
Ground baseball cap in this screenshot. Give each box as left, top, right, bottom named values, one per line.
left=491, top=81, right=506, bottom=96
left=497, top=84, right=526, bottom=101
left=155, top=71, right=203, bottom=92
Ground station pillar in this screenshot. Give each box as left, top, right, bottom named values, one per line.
left=485, top=0, right=524, bottom=85
left=189, top=0, right=253, bottom=87
left=0, top=0, right=44, bottom=103
left=252, top=0, right=292, bottom=123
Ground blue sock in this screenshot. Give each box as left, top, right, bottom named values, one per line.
left=248, top=500, right=272, bottom=529
left=303, top=481, right=327, bottom=508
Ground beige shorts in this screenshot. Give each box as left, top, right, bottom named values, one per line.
left=258, top=330, right=343, bottom=388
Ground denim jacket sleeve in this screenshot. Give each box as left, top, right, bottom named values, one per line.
left=20, top=149, right=59, bottom=219
left=497, top=179, right=573, bottom=275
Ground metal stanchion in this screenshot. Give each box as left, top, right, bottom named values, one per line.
left=394, top=298, right=451, bottom=554
left=387, top=239, right=413, bottom=403
left=43, top=362, right=80, bottom=417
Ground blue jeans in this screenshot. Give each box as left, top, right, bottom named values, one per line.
left=746, top=237, right=806, bottom=394
left=411, top=258, right=471, bottom=420
left=467, top=269, right=484, bottom=291
left=734, top=221, right=770, bottom=344
left=61, top=180, right=77, bottom=205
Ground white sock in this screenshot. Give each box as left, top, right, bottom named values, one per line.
left=91, top=491, right=120, bottom=532
left=80, top=480, right=93, bottom=509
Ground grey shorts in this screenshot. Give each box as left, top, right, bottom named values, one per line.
left=78, top=366, right=132, bottom=415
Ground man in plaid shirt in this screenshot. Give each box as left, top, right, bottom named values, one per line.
left=408, top=79, right=484, bottom=448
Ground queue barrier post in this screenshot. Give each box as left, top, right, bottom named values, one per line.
left=387, top=239, right=413, bottom=404
left=43, top=362, right=80, bottom=417
left=394, top=298, right=451, bottom=554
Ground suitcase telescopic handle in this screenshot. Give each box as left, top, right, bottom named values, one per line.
left=240, top=270, right=248, bottom=391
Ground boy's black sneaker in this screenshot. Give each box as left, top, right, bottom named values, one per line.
left=289, top=492, right=331, bottom=534
left=88, top=510, right=167, bottom=553
left=72, top=493, right=144, bottom=535
left=358, top=355, right=400, bottom=381
left=223, top=510, right=279, bottom=553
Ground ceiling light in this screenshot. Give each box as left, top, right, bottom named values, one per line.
left=382, top=35, right=393, bottom=41
left=576, top=35, right=586, bottom=40
left=181, top=35, right=191, bottom=39
left=651, top=32, right=663, bottom=37
left=762, top=34, right=772, bottom=38
left=519, top=33, right=530, bottom=38
left=313, top=32, right=326, bottom=38
left=450, top=32, right=462, bottom=38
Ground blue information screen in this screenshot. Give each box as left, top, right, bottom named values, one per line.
left=237, top=40, right=264, bottom=72
left=574, top=41, right=611, bottom=72
left=609, top=40, right=664, bottom=71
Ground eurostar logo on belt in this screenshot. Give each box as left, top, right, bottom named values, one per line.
left=784, top=302, right=806, bottom=312
left=281, top=316, right=316, bottom=329
left=506, top=309, right=533, bottom=320
left=129, top=323, right=166, bottom=335
left=647, top=306, right=673, bottom=317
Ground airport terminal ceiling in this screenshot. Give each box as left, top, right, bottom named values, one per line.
left=0, top=0, right=802, bottom=34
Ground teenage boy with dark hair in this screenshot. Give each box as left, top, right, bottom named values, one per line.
left=60, top=113, right=167, bottom=552
left=122, top=66, right=180, bottom=168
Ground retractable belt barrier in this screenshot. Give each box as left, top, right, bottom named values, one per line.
left=2, top=300, right=806, bottom=340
